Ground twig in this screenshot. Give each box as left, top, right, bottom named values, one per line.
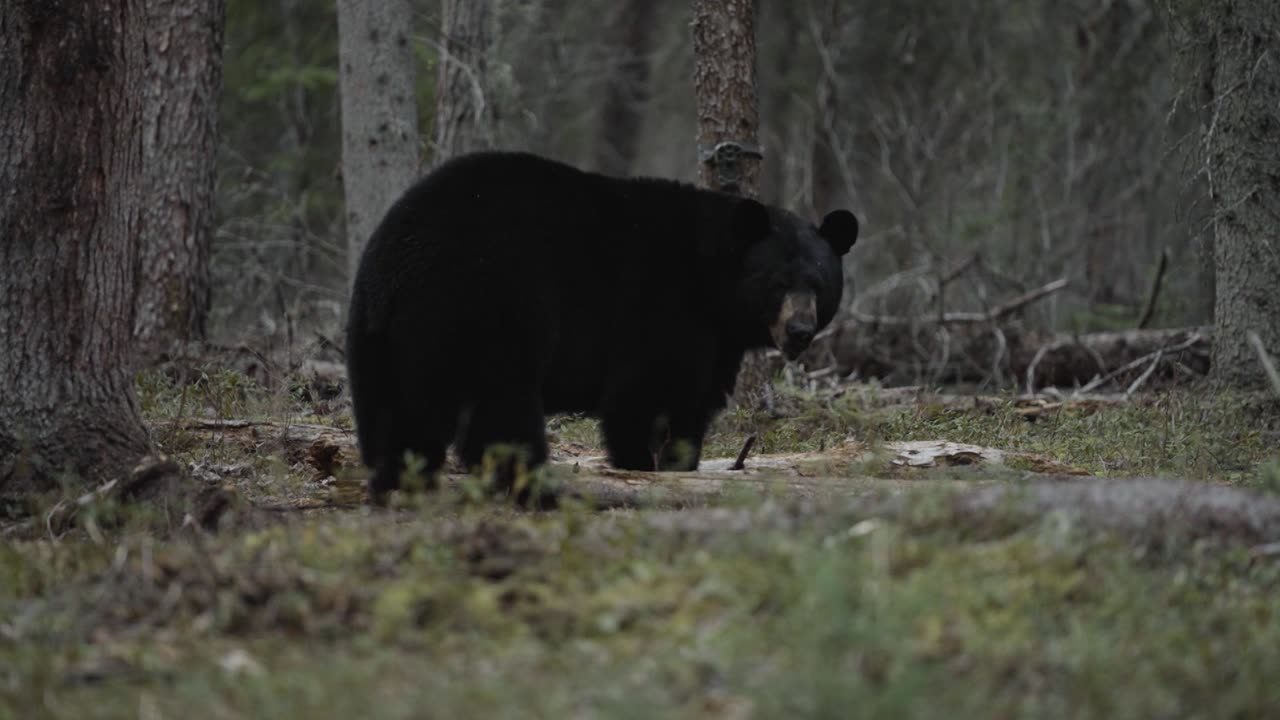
left=986, top=278, right=1070, bottom=322
left=1137, top=248, right=1169, bottom=329
left=1077, top=333, right=1205, bottom=395
left=1025, top=344, right=1051, bottom=395
left=731, top=435, right=757, bottom=471
left=924, top=252, right=981, bottom=305
left=1125, top=349, right=1164, bottom=397
left=1247, top=332, right=1280, bottom=399
left=314, top=331, right=346, bottom=359
left=852, top=277, right=1068, bottom=327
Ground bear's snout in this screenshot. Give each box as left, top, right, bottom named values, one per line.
left=770, top=290, right=817, bottom=360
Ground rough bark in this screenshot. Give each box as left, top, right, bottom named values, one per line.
left=0, top=2, right=154, bottom=497
left=337, top=0, right=421, bottom=288
left=693, top=0, right=762, bottom=196
left=594, top=0, right=658, bottom=177
left=1200, top=1, right=1280, bottom=387
left=693, top=0, right=770, bottom=410
left=133, top=0, right=225, bottom=362
left=432, top=0, right=494, bottom=164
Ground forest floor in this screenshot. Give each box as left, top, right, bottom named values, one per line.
left=4, top=371, right=1280, bottom=719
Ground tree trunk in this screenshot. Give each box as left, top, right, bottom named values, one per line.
left=133, top=0, right=226, bottom=362
left=432, top=0, right=494, bottom=164
left=810, top=0, right=842, bottom=218
left=337, top=0, right=421, bottom=288
left=0, top=2, right=154, bottom=497
left=594, top=0, right=658, bottom=177
left=1201, top=1, right=1280, bottom=387
left=693, top=0, right=771, bottom=411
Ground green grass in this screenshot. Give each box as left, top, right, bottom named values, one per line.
left=5, top=497, right=1280, bottom=718
left=5, top=373, right=1278, bottom=718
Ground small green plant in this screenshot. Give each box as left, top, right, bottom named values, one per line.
left=1254, top=457, right=1280, bottom=495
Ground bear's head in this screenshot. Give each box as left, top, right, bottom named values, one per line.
left=720, top=199, right=859, bottom=360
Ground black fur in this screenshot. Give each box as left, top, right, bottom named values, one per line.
left=346, top=151, right=858, bottom=499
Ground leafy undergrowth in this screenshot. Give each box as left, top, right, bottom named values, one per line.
left=3, top=373, right=1280, bottom=718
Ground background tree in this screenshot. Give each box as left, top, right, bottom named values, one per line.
left=1164, top=0, right=1280, bottom=387
left=336, top=0, right=421, bottom=287
left=594, top=0, right=658, bottom=177
left=692, top=0, right=771, bottom=410
left=134, top=0, right=227, bottom=362
left=1, top=2, right=154, bottom=496
left=432, top=0, right=494, bottom=163
left=205, top=0, right=1213, bottom=392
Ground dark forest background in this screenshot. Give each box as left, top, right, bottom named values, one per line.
left=214, top=0, right=1206, bottom=349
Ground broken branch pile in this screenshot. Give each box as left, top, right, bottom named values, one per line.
left=799, top=254, right=1210, bottom=392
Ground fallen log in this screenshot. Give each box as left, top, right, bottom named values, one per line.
left=811, top=322, right=1211, bottom=391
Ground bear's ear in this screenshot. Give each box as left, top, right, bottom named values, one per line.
left=818, top=210, right=859, bottom=256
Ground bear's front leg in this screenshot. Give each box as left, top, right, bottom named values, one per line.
left=656, top=408, right=711, bottom=471
left=600, top=404, right=662, bottom=471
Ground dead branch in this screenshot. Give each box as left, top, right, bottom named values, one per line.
left=1025, top=344, right=1051, bottom=395
left=851, top=277, right=1068, bottom=326
left=1247, top=331, right=1280, bottom=398
left=924, top=252, right=982, bottom=305
left=731, top=434, right=757, bottom=470
left=1076, top=331, right=1206, bottom=394
left=1124, top=349, right=1164, bottom=397
left=817, top=319, right=1211, bottom=391
left=1137, top=247, right=1168, bottom=329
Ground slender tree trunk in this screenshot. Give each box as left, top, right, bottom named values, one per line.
left=1200, top=1, right=1280, bottom=386
left=810, top=0, right=842, bottom=218
left=693, top=0, right=770, bottom=410
left=433, top=0, right=494, bottom=164
left=133, top=0, right=226, bottom=361
left=0, top=2, right=153, bottom=497
left=594, top=0, right=658, bottom=177
left=337, top=0, right=421, bottom=288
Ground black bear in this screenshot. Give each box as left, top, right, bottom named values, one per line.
left=346, top=151, right=858, bottom=500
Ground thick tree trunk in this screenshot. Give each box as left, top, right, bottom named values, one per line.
left=0, top=2, right=153, bottom=497
left=433, top=0, right=494, bottom=164
left=133, top=0, right=225, bottom=361
left=693, top=0, right=771, bottom=411
left=693, top=0, right=762, bottom=196
left=594, top=0, right=657, bottom=177
left=1202, top=1, right=1280, bottom=387
left=337, top=0, right=421, bottom=288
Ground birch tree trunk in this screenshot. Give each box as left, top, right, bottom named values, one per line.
left=0, top=2, right=154, bottom=497
left=433, top=0, right=494, bottom=163
left=1199, top=1, right=1280, bottom=387
left=693, top=0, right=770, bottom=410
left=133, top=0, right=226, bottom=361
left=337, top=0, right=421, bottom=288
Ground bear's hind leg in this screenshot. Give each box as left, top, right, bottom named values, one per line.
left=370, top=402, right=456, bottom=502
left=369, top=348, right=460, bottom=503
left=456, top=384, right=549, bottom=494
